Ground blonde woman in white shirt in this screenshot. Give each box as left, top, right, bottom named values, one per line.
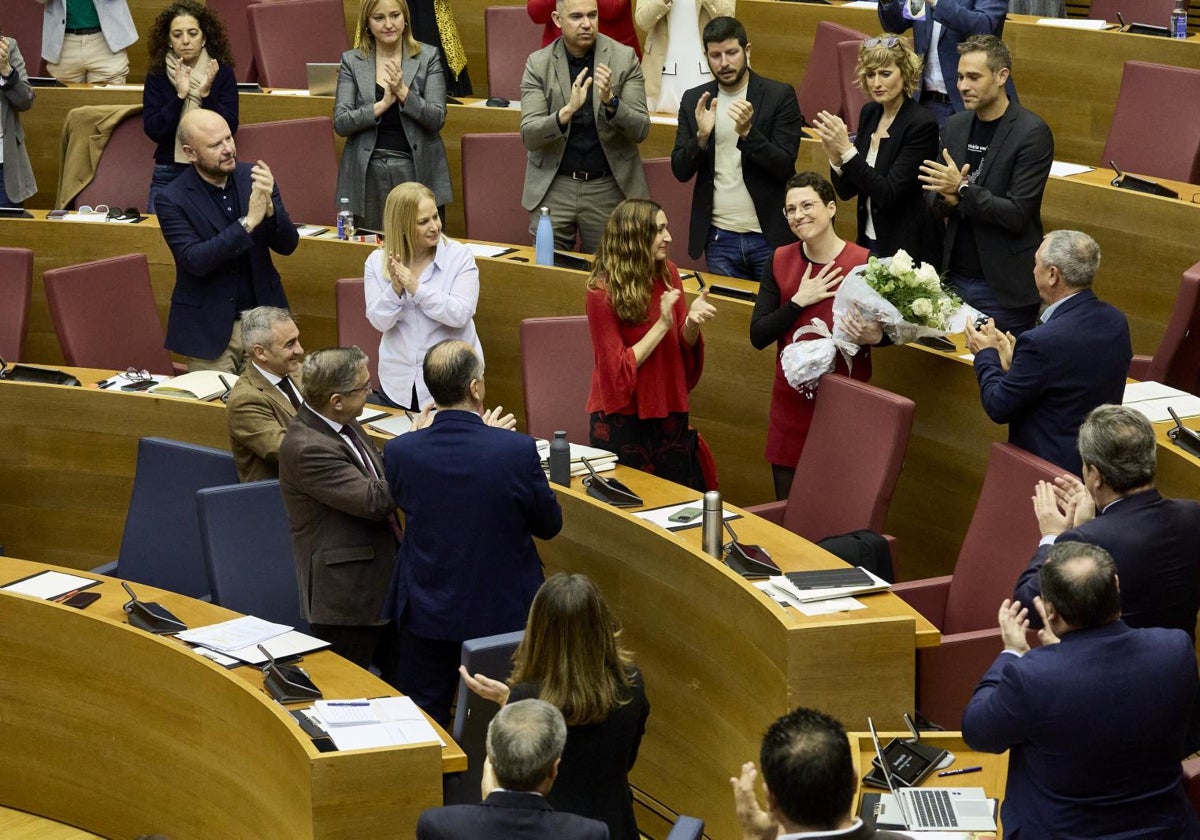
left=363, top=181, right=482, bottom=410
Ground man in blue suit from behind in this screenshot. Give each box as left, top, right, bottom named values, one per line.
left=418, top=699, right=609, bottom=839
left=966, top=229, right=1131, bottom=475
left=157, top=109, right=298, bottom=374
left=964, top=542, right=1200, bottom=839
left=383, top=339, right=563, bottom=726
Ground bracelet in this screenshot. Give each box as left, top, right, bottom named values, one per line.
left=684, top=315, right=698, bottom=329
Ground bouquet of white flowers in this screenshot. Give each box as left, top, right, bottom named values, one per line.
left=780, top=250, right=981, bottom=394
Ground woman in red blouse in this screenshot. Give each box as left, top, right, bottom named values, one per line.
left=750, top=172, right=883, bottom=501
left=586, top=199, right=716, bottom=489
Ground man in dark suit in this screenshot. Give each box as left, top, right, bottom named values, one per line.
left=964, top=543, right=1200, bottom=838
left=157, top=108, right=299, bottom=373
left=878, top=0, right=1007, bottom=127
left=520, top=0, right=650, bottom=253
left=417, top=699, right=608, bottom=839
left=920, top=36, right=1052, bottom=335
left=225, top=306, right=305, bottom=482
left=384, top=340, right=562, bottom=726
left=1014, top=404, right=1200, bottom=638
left=671, top=16, right=801, bottom=282
left=278, top=346, right=399, bottom=671
left=731, top=706, right=909, bottom=839
left=966, top=229, right=1131, bottom=474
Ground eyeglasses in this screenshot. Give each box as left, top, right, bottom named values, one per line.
left=76, top=204, right=110, bottom=216
left=783, top=201, right=822, bottom=219
left=863, top=36, right=901, bottom=48
left=106, top=206, right=143, bottom=222
left=342, top=379, right=373, bottom=396
left=125, top=367, right=153, bottom=383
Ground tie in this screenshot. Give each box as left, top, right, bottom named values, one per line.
left=339, top=424, right=404, bottom=543
left=278, top=376, right=301, bottom=411
left=432, top=0, right=468, bottom=81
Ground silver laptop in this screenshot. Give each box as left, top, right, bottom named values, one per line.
left=867, top=717, right=996, bottom=832
left=306, top=63, right=339, bottom=96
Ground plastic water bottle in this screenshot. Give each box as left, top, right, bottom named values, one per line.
left=535, top=206, right=554, bottom=266
left=1171, top=0, right=1187, bottom=37
left=337, top=197, right=356, bottom=240
left=702, top=490, right=723, bottom=559
left=549, top=430, right=571, bottom=487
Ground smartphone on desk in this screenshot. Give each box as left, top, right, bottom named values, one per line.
left=668, top=506, right=703, bottom=524
left=63, top=591, right=101, bottom=609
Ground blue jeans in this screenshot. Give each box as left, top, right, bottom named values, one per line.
left=148, top=162, right=190, bottom=215
left=948, top=272, right=1040, bottom=336
left=705, top=226, right=772, bottom=281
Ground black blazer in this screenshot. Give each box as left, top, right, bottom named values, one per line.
left=831, top=97, right=941, bottom=267
left=934, top=100, right=1053, bottom=307
left=671, top=71, right=803, bottom=260
left=417, top=790, right=609, bottom=839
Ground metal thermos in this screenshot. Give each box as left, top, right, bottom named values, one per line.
left=549, top=430, right=571, bottom=487
left=701, top=490, right=723, bottom=558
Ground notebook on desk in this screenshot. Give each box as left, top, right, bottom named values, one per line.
left=865, top=718, right=996, bottom=832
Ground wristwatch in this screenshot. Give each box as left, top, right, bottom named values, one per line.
left=957, top=181, right=970, bottom=198
left=239, top=215, right=252, bottom=234
left=606, top=94, right=619, bottom=111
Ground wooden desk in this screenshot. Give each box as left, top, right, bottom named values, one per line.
left=850, top=731, right=1008, bottom=834
left=0, top=555, right=460, bottom=839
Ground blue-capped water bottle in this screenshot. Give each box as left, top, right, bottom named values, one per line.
left=535, top=206, right=554, bottom=266
left=337, top=197, right=355, bottom=240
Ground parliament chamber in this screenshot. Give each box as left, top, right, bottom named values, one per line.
left=3, top=0, right=1200, bottom=836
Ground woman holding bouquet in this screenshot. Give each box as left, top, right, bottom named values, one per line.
left=809, top=36, right=941, bottom=268
left=750, top=172, right=882, bottom=500
left=586, top=199, right=717, bottom=489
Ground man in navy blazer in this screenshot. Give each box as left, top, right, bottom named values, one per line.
left=921, top=36, right=1052, bottom=335
left=418, top=700, right=609, bottom=839
left=383, top=340, right=562, bottom=726
left=966, top=230, right=1131, bottom=475
left=671, top=16, right=801, bottom=281
left=1014, top=405, right=1200, bottom=638
left=157, top=109, right=298, bottom=373
left=964, top=543, right=1200, bottom=839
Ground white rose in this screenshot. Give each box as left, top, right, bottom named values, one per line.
left=915, top=263, right=940, bottom=287
left=888, top=250, right=914, bottom=277
left=911, top=298, right=933, bottom=317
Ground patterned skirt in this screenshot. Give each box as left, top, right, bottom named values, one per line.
left=589, top=410, right=705, bottom=491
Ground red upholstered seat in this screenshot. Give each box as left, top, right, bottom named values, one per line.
left=44, top=254, right=175, bottom=375
left=247, top=0, right=348, bottom=90
left=0, top=248, right=34, bottom=362
left=520, top=316, right=592, bottom=443
left=747, top=373, right=915, bottom=541
left=74, top=113, right=157, bottom=213
left=1128, top=262, right=1200, bottom=397
left=643, top=157, right=706, bottom=272
left=485, top=5, right=544, bottom=101
left=837, top=39, right=870, bottom=135
left=234, top=116, right=338, bottom=226
left=461, top=132, right=530, bottom=246
left=892, top=442, right=1063, bottom=728
left=334, top=278, right=382, bottom=387
left=1102, top=60, right=1200, bottom=185
left=796, top=21, right=869, bottom=125
left=205, top=0, right=262, bottom=83
left=3, top=2, right=49, bottom=76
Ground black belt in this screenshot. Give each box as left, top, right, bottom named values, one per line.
left=558, top=169, right=611, bottom=182
left=65, top=26, right=103, bottom=35
left=920, top=90, right=952, bottom=105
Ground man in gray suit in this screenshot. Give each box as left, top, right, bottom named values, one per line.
left=36, top=0, right=137, bottom=85
left=0, top=35, right=36, bottom=208
left=520, top=0, right=650, bottom=253
left=278, top=346, right=399, bottom=672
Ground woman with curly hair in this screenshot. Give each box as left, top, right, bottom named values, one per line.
left=460, top=573, right=650, bottom=840
left=142, top=0, right=237, bottom=213
left=583, top=199, right=716, bottom=489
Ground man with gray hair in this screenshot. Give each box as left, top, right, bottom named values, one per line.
left=226, top=306, right=304, bottom=482
left=1013, top=404, right=1200, bottom=638
left=965, top=229, right=1131, bottom=473
left=278, top=346, right=399, bottom=672
left=416, top=699, right=608, bottom=838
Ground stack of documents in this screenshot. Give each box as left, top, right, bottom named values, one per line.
left=1123, top=381, right=1200, bottom=424
left=534, top=439, right=618, bottom=476
left=767, top=567, right=891, bottom=604
left=148, top=370, right=237, bottom=401
left=306, top=697, right=445, bottom=751
left=368, top=412, right=416, bottom=437
left=177, top=615, right=330, bottom=665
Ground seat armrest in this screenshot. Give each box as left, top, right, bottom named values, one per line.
left=916, top=627, right=1006, bottom=730
left=745, top=500, right=786, bottom=526
left=1127, top=355, right=1152, bottom=382
left=90, top=560, right=118, bottom=577
left=891, top=575, right=952, bottom=628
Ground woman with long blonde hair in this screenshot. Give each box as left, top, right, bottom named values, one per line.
left=584, top=199, right=716, bottom=489
left=363, top=182, right=481, bottom=409
left=460, top=573, right=650, bottom=840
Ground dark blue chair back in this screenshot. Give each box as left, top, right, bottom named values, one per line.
left=666, top=815, right=705, bottom=840
left=106, top=437, right=238, bottom=598
left=196, top=479, right=307, bottom=630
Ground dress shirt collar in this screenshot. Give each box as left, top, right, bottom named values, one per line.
left=306, top=402, right=345, bottom=435
left=254, top=361, right=282, bottom=386
left=778, top=818, right=865, bottom=838
left=1040, top=290, right=1082, bottom=323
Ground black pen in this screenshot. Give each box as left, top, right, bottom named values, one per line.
left=98, top=378, right=118, bottom=389
left=938, top=766, right=982, bottom=777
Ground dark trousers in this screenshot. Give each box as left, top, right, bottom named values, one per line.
left=396, top=617, right=462, bottom=729
left=310, top=621, right=400, bottom=687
